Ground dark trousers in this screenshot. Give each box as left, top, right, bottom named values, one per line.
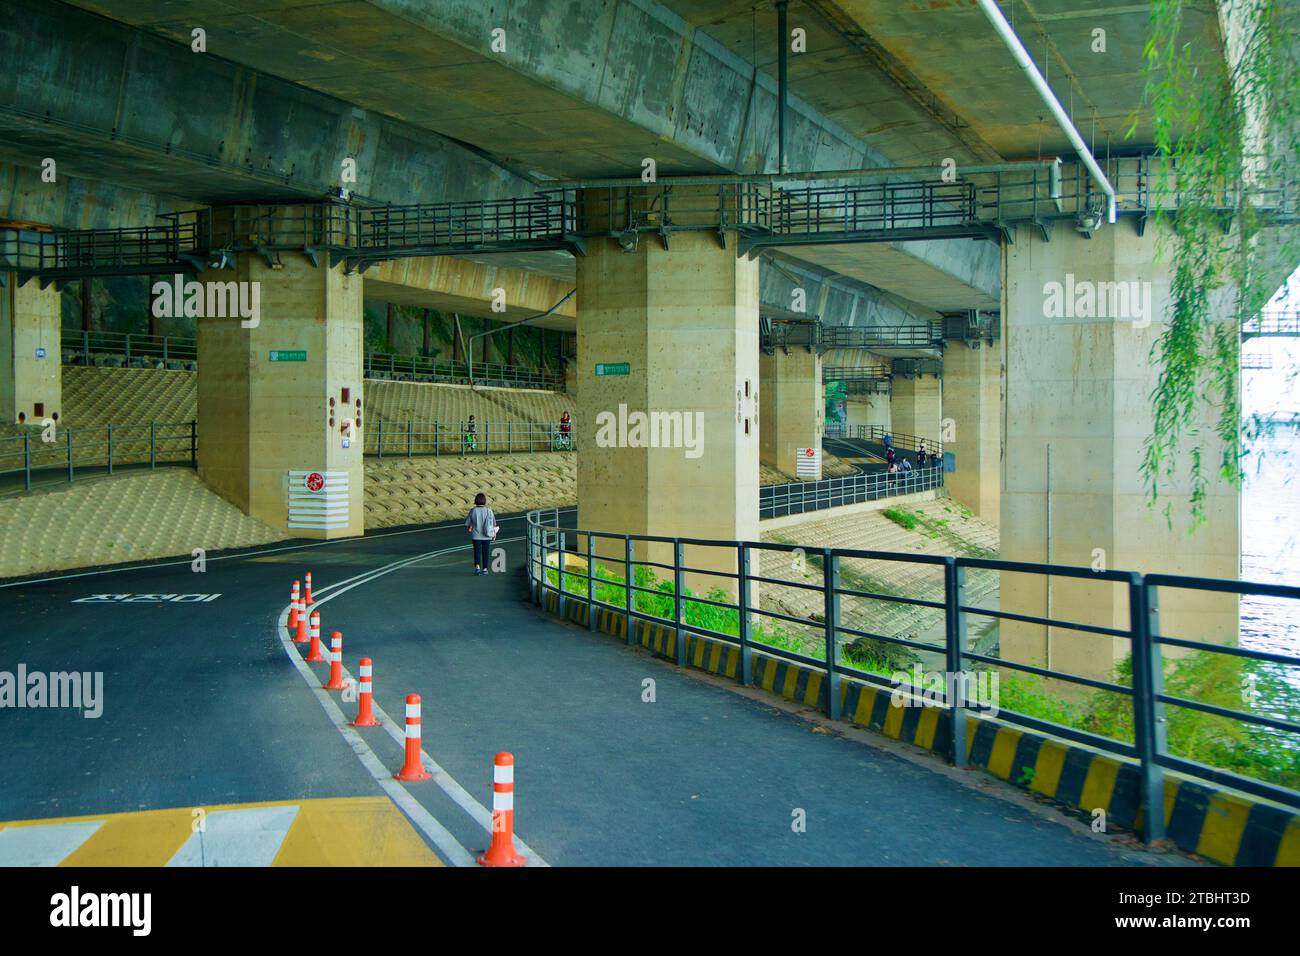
left=473, top=538, right=491, bottom=569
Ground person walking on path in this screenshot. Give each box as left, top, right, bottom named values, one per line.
left=466, top=492, right=499, bottom=575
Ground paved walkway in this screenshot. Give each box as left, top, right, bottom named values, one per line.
left=0, top=513, right=1190, bottom=866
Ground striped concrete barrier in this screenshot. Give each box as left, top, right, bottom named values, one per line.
left=543, top=590, right=1300, bottom=867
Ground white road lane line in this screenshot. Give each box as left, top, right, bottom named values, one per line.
left=0, top=820, right=104, bottom=866
left=301, top=539, right=550, bottom=867
left=275, top=597, right=477, bottom=868
left=1, top=508, right=575, bottom=589
left=165, top=805, right=300, bottom=867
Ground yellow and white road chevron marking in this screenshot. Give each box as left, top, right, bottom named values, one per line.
left=0, top=797, right=442, bottom=867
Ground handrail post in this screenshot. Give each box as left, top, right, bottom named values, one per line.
left=540, top=524, right=551, bottom=610
left=406, top=419, right=413, bottom=459
left=150, top=421, right=157, bottom=469
left=1130, top=577, right=1168, bottom=843
left=106, top=423, right=113, bottom=475
left=378, top=418, right=384, bottom=459
left=23, top=431, right=31, bottom=491
left=435, top=421, right=440, bottom=457
left=738, top=544, right=753, bottom=685
left=586, top=533, right=596, bottom=631
left=557, top=532, right=567, bottom=618
left=944, top=558, right=968, bottom=766
left=189, top=420, right=197, bottom=468
left=823, top=550, right=841, bottom=719
left=66, top=428, right=73, bottom=482
left=673, top=540, right=686, bottom=665
left=624, top=536, right=635, bottom=645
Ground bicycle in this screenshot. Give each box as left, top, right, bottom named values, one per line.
left=463, top=431, right=477, bottom=452
left=552, top=430, right=572, bottom=452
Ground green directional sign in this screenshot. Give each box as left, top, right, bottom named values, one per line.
left=595, top=362, right=630, bottom=376
left=269, top=350, right=307, bottom=362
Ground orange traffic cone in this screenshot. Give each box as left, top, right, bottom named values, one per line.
left=352, top=658, right=380, bottom=727
left=305, top=612, right=326, bottom=661
left=393, top=694, right=431, bottom=781
left=324, top=631, right=347, bottom=690
left=478, top=752, right=526, bottom=867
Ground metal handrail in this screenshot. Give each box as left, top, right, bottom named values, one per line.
left=525, top=508, right=1300, bottom=840
left=822, top=424, right=943, bottom=457
left=8, top=153, right=1294, bottom=280
left=0, top=420, right=196, bottom=492
left=369, top=419, right=575, bottom=457
left=57, top=329, right=565, bottom=391
left=760, top=461, right=944, bottom=518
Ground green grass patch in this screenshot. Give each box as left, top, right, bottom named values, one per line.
left=542, top=558, right=1299, bottom=791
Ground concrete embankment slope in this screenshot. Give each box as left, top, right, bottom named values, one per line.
left=759, top=495, right=1000, bottom=663
left=0, top=469, right=287, bottom=579
left=366, top=452, right=575, bottom=529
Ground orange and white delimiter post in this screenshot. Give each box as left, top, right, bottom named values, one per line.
left=352, top=657, right=380, bottom=727
left=288, top=580, right=301, bottom=631
left=478, top=752, right=526, bottom=867
left=394, top=694, right=431, bottom=781
left=323, top=631, right=347, bottom=689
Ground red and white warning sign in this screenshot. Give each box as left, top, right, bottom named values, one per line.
left=288, top=470, right=350, bottom=530
left=795, top=447, right=821, bottom=478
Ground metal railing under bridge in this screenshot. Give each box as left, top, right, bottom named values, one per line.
left=56, top=329, right=563, bottom=391
left=5, top=155, right=1295, bottom=281
left=526, top=507, right=1300, bottom=843
left=761, top=461, right=943, bottom=519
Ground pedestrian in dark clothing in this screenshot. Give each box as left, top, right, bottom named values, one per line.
left=466, top=492, right=498, bottom=575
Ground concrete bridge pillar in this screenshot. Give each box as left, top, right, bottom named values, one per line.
left=196, top=255, right=365, bottom=538
left=1, top=277, right=61, bottom=426
left=1000, top=222, right=1239, bottom=685
left=760, top=348, right=822, bottom=480
left=890, top=371, right=942, bottom=445
left=942, top=340, right=1001, bottom=524
left=575, top=230, right=759, bottom=596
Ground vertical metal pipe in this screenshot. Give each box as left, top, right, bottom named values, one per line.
left=1130, top=577, right=1168, bottom=842
left=738, top=544, right=753, bottom=685
left=673, top=540, right=686, bottom=666
left=776, top=0, right=789, bottom=175
left=823, top=550, right=841, bottom=719
left=23, top=431, right=31, bottom=491
left=945, top=559, right=968, bottom=765
left=625, top=537, right=635, bottom=645
left=106, top=423, right=113, bottom=475
left=586, top=533, right=596, bottom=631
left=81, top=278, right=92, bottom=332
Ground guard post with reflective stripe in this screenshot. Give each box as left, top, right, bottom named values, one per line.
left=393, top=693, right=431, bottom=781
left=478, top=752, right=526, bottom=867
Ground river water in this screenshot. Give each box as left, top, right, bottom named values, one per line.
left=1242, top=423, right=1300, bottom=657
